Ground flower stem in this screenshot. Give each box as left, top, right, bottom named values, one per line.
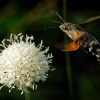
left=62, top=0, right=74, bottom=99
left=25, top=93, right=30, bottom=100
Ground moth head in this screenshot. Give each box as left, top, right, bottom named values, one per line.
left=59, top=23, right=78, bottom=39
left=56, top=12, right=85, bottom=40
left=59, top=23, right=75, bottom=33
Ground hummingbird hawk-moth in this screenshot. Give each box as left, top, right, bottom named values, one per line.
left=56, top=12, right=100, bottom=61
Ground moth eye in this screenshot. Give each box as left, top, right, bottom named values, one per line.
left=65, top=27, right=68, bottom=30
left=64, top=26, right=70, bottom=30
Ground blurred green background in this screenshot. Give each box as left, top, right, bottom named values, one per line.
left=0, top=0, right=100, bottom=100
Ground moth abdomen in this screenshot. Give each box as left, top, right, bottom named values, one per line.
left=79, top=34, right=100, bottom=61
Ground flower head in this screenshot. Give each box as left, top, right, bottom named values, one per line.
left=0, top=33, right=53, bottom=94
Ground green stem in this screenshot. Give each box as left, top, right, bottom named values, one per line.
left=25, top=93, right=30, bottom=100
left=62, top=0, right=74, bottom=99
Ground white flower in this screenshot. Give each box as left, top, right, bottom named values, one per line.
left=0, top=33, right=53, bottom=94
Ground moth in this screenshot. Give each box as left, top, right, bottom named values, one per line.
left=56, top=12, right=100, bottom=61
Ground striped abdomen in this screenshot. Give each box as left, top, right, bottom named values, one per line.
left=79, top=33, right=100, bottom=61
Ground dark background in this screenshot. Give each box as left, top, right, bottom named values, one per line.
left=0, top=0, right=100, bottom=100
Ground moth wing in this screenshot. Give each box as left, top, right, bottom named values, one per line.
left=55, top=40, right=79, bottom=51
left=84, top=15, right=100, bottom=23
left=80, top=15, right=100, bottom=28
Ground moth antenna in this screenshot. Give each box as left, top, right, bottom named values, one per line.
left=52, top=19, right=63, bottom=24
left=56, top=12, right=65, bottom=23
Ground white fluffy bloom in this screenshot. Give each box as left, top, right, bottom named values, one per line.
left=0, top=33, right=53, bottom=94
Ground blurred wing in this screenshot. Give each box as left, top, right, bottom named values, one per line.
left=55, top=40, right=79, bottom=51
left=83, top=15, right=100, bottom=23
left=80, top=15, right=100, bottom=28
